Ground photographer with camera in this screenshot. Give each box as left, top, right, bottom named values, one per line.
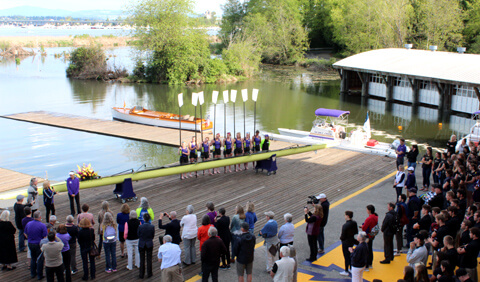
left=159, top=211, right=181, bottom=245
left=304, top=205, right=323, bottom=262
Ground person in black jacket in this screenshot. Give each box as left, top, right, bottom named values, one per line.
left=339, top=211, right=358, bottom=276
left=77, top=218, right=95, bottom=280
left=457, top=227, right=480, bottom=281
left=138, top=213, right=155, bottom=279
left=429, top=185, right=444, bottom=209
left=13, top=194, right=31, bottom=252
left=234, top=222, right=256, bottom=282
left=349, top=231, right=369, bottom=282
left=158, top=211, right=181, bottom=245
left=317, top=194, right=330, bottom=254
left=201, top=227, right=226, bottom=282
left=380, top=203, right=397, bottom=264
left=214, top=207, right=231, bottom=269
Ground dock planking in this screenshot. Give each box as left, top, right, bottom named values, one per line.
left=0, top=111, right=291, bottom=149
left=0, top=168, right=44, bottom=193
left=1, top=148, right=395, bottom=281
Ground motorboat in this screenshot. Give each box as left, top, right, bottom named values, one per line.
left=456, top=110, right=480, bottom=152
left=112, top=106, right=213, bottom=132
left=269, top=108, right=397, bottom=158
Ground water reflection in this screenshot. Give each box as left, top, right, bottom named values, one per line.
left=0, top=47, right=477, bottom=182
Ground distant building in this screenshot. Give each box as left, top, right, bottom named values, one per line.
left=333, top=47, right=480, bottom=115
left=204, top=10, right=213, bottom=20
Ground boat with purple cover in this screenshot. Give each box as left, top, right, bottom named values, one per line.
left=271, top=108, right=397, bottom=158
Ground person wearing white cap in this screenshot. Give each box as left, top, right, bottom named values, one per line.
left=14, top=194, right=31, bottom=252
left=67, top=171, right=81, bottom=216
left=316, top=194, right=329, bottom=254
left=393, top=166, right=406, bottom=200
left=259, top=211, right=278, bottom=272
left=404, top=166, right=417, bottom=193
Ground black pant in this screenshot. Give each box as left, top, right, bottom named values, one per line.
left=220, top=238, right=231, bottom=266
left=307, top=235, right=318, bottom=260
left=383, top=233, right=394, bottom=262
left=80, top=248, right=95, bottom=280
left=29, top=243, right=43, bottom=279
left=139, top=246, right=153, bottom=278
left=69, top=193, right=80, bottom=216
left=62, top=250, right=72, bottom=282
left=202, top=263, right=219, bottom=282
left=367, top=238, right=374, bottom=267
left=423, top=167, right=431, bottom=188
left=341, top=241, right=353, bottom=272
left=396, top=157, right=404, bottom=169
left=395, top=186, right=403, bottom=200
left=45, top=203, right=55, bottom=220
left=396, top=225, right=404, bottom=251
left=46, top=264, right=65, bottom=282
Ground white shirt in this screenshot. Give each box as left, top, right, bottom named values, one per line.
left=273, top=256, right=295, bottom=282
left=157, top=242, right=182, bottom=269
left=180, top=214, right=197, bottom=239
left=278, top=222, right=295, bottom=244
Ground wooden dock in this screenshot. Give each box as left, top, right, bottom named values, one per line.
left=0, top=111, right=291, bottom=149
left=2, top=148, right=395, bottom=282
left=0, top=168, right=44, bottom=193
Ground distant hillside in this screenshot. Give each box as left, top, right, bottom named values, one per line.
left=0, top=6, right=123, bottom=19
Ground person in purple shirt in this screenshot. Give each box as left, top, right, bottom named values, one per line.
left=57, top=224, right=72, bottom=282
left=67, top=171, right=81, bottom=216
left=206, top=202, right=217, bottom=224
left=396, top=138, right=407, bottom=169
left=24, top=211, right=48, bottom=279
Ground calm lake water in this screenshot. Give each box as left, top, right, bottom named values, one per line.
left=0, top=47, right=472, bottom=181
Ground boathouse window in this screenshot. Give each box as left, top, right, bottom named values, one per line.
left=454, top=85, right=475, bottom=98
left=393, top=77, right=408, bottom=87
left=369, top=74, right=382, bottom=83
left=420, top=81, right=435, bottom=91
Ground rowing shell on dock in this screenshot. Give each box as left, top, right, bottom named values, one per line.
left=112, top=106, right=212, bottom=132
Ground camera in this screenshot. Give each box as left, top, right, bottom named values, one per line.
left=307, top=195, right=319, bottom=205
left=163, top=213, right=168, bottom=216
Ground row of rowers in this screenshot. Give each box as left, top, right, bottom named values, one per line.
left=178, top=131, right=271, bottom=177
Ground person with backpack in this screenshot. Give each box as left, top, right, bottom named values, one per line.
left=361, top=205, right=378, bottom=271
left=380, top=203, right=397, bottom=264
left=395, top=194, right=409, bottom=256
left=136, top=198, right=154, bottom=224
left=100, top=212, right=117, bottom=273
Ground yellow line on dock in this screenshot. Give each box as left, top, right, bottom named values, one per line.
left=185, top=169, right=396, bottom=282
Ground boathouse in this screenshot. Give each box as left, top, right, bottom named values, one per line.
left=333, top=47, right=480, bottom=114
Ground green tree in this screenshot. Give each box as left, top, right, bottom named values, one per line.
left=242, top=0, right=308, bottom=64
left=219, top=0, right=247, bottom=47
left=464, top=0, right=480, bottom=52
left=409, top=0, right=463, bottom=51
left=128, top=0, right=228, bottom=84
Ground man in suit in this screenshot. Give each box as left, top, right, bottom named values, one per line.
left=159, top=211, right=182, bottom=245
left=138, top=213, right=155, bottom=279
left=201, top=227, right=226, bottom=282
left=380, top=203, right=397, bottom=264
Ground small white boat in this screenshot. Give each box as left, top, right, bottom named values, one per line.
left=268, top=108, right=397, bottom=158
left=456, top=110, right=480, bottom=152
left=112, top=106, right=212, bottom=132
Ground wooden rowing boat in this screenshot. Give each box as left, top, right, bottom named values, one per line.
left=111, top=106, right=213, bottom=132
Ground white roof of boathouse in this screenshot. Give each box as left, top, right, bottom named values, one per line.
left=332, top=48, right=480, bottom=87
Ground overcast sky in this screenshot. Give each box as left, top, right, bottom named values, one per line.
left=0, top=0, right=226, bottom=15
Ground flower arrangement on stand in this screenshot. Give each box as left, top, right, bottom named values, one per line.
left=76, top=163, right=100, bottom=181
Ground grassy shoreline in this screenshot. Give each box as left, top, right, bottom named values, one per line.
left=0, top=35, right=132, bottom=49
